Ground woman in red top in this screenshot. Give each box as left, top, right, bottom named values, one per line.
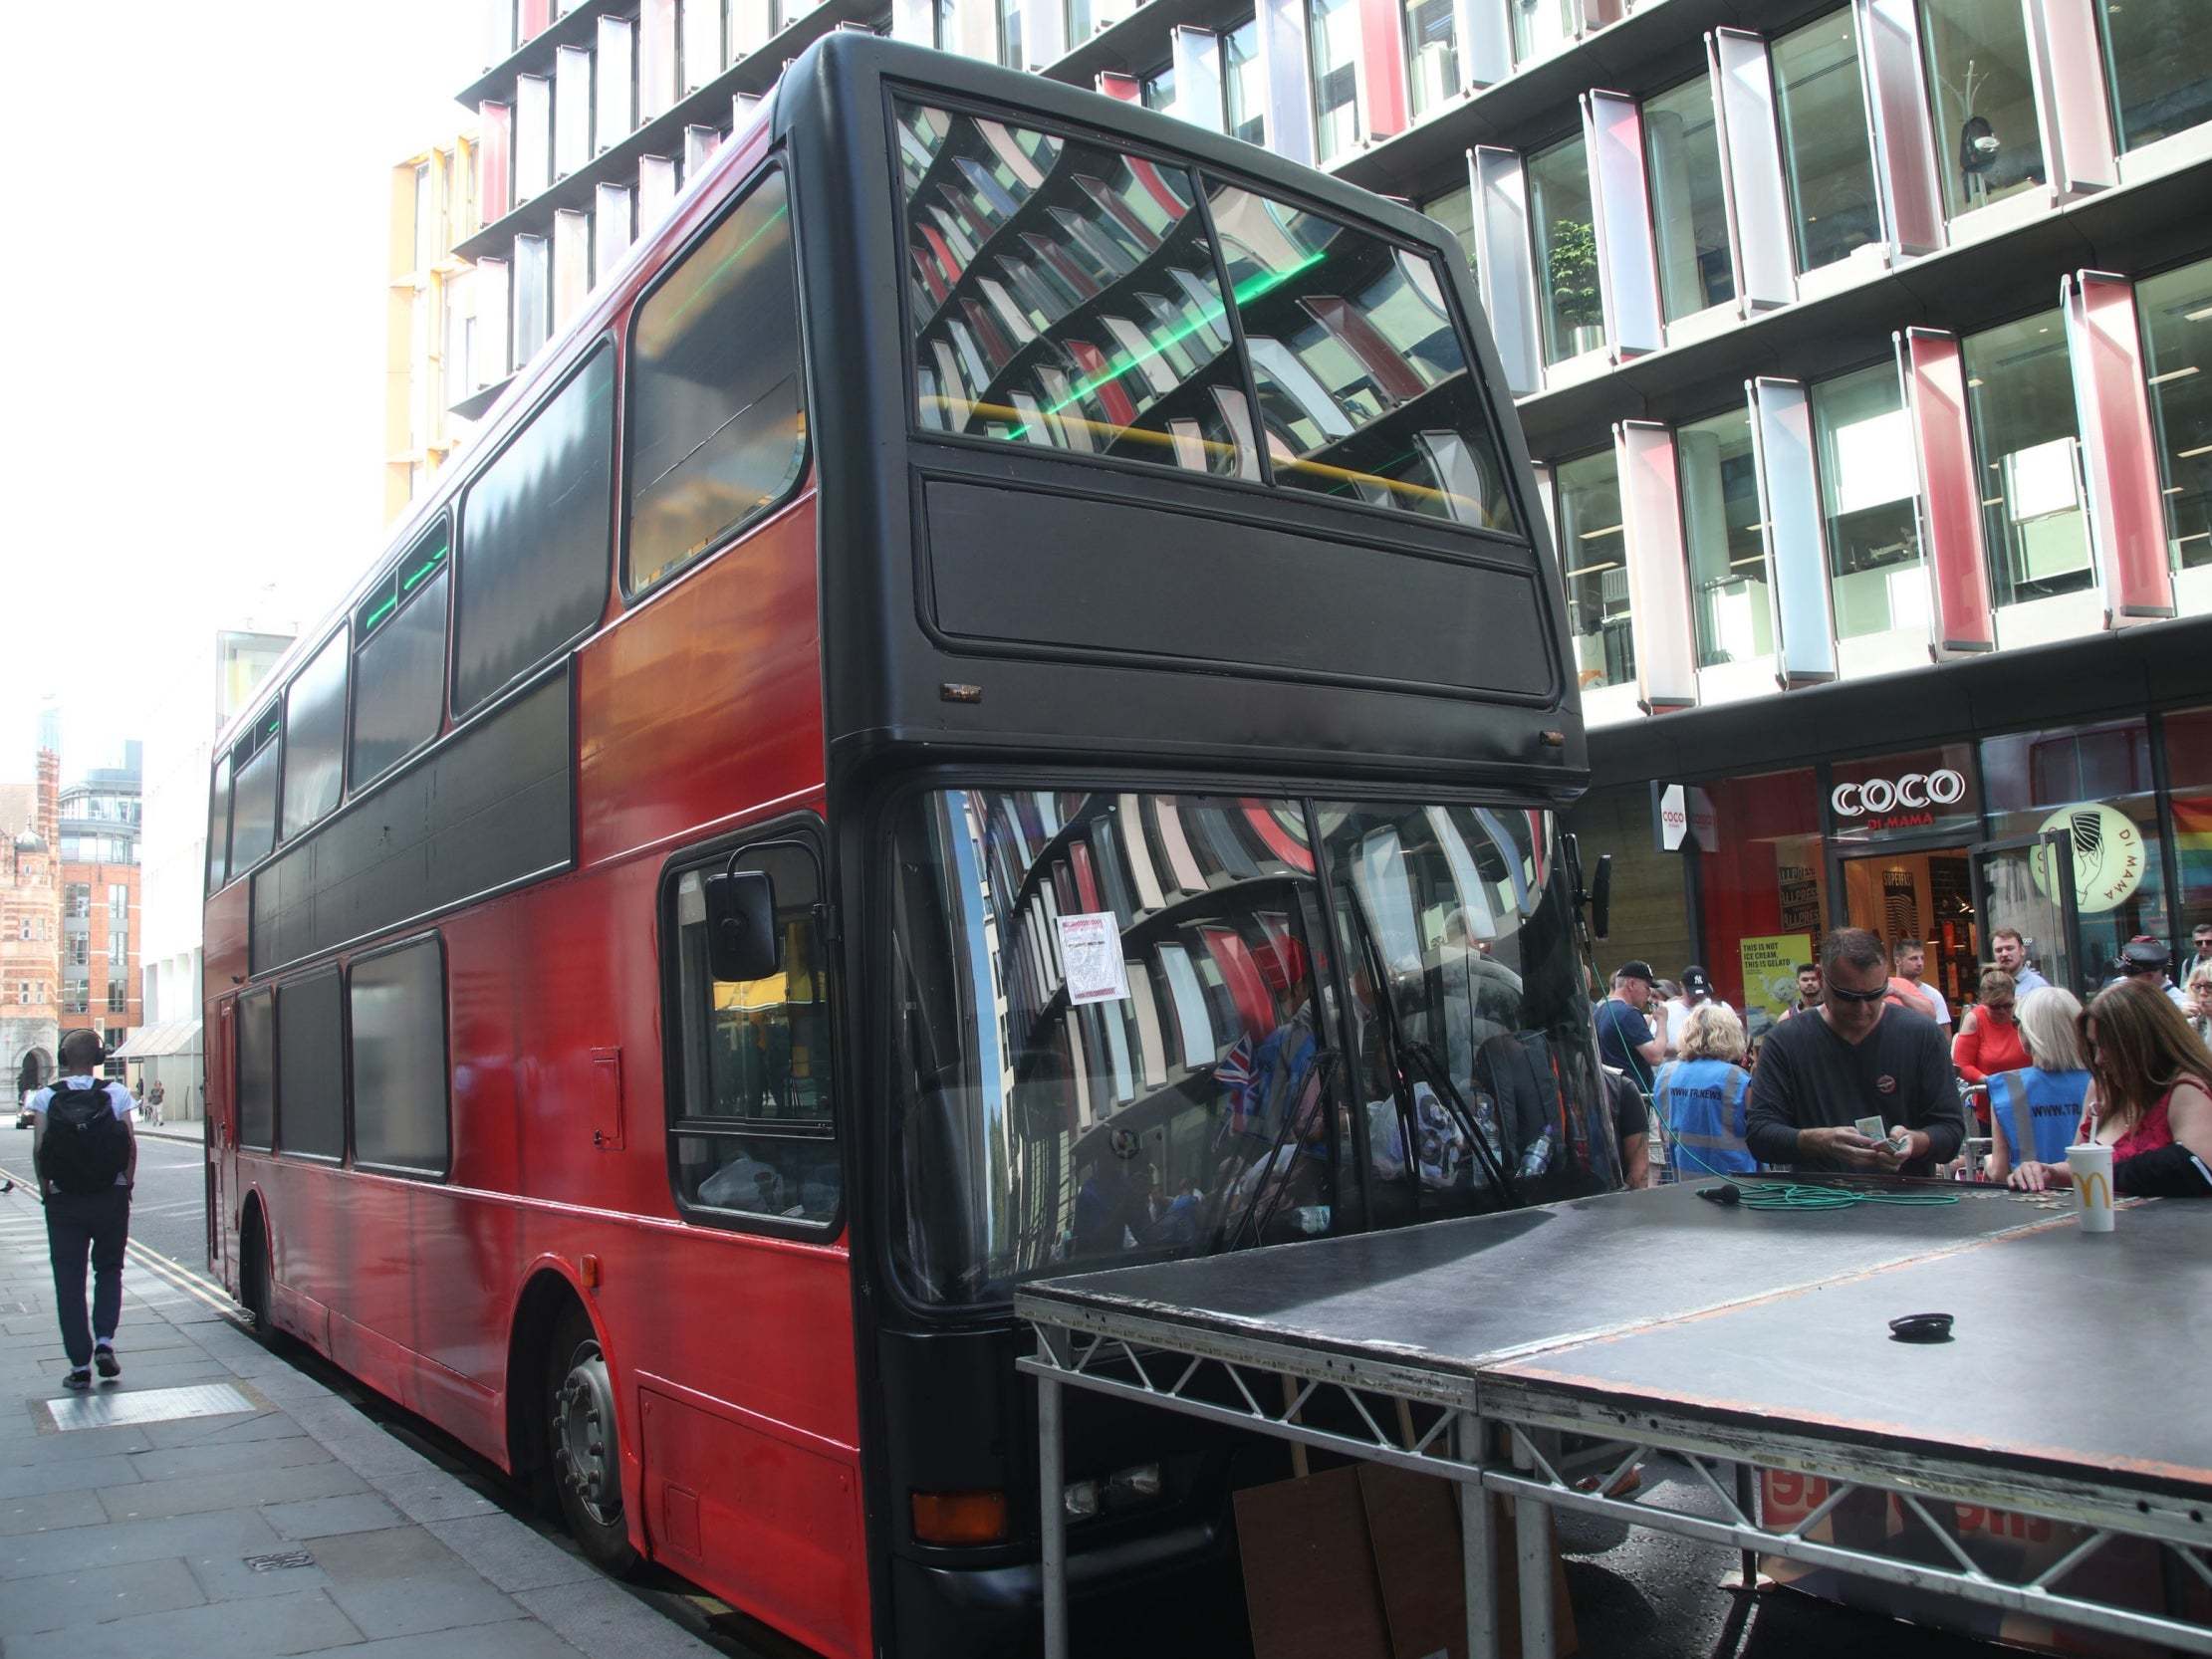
left=1951, top=969, right=2029, bottom=1086
left=2008, top=978, right=2212, bottom=1194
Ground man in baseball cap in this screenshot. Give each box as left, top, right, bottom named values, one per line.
left=1595, top=961, right=1664, bottom=1089
left=1661, top=964, right=1734, bottom=1058
left=2114, top=936, right=2189, bottom=1009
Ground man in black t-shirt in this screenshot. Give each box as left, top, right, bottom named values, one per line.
left=1747, top=929, right=1962, bottom=1177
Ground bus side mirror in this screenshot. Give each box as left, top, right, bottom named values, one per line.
left=704, top=870, right=780, bottom=983
left=1591, top=856, right=1612, bottom=942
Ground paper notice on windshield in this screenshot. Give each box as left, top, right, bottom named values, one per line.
left=1057, top=912, right=1129, bottom=1005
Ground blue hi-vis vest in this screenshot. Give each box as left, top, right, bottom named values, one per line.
left=1986, top=1066, right=2090, bottom=1167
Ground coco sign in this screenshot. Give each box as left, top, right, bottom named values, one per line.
left=1830, top=770, right=1968, bottom=820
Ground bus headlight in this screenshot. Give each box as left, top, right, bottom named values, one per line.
left=1107, top=1463, right=1162, bottom=1502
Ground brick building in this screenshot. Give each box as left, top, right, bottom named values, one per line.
left=2, top=744, right=62, bottom=1100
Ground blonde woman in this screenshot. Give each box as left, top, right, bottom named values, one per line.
left=1985, top=987, right=2089, bottom=1184
left=2186, top=961, right=2212, bottom=1047
left=1652, top=1003, right=1754, bottom=1178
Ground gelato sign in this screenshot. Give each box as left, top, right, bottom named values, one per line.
left=2030, top=804, right=2145, bottom=915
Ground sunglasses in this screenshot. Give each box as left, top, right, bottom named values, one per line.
left=1827, top=982, right=1888, bottom=1005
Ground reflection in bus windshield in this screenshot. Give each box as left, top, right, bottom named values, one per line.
left=886, top=791, right=1610, bottom=1304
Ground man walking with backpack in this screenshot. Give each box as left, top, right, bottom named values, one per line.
left=26, top=1029, right=137, bottom=1390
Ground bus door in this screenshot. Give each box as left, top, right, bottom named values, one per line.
left=207, top=996, right=233, bottom=1279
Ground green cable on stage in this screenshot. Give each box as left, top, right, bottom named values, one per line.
left=1726, top=1180, right=1962, bottom=1211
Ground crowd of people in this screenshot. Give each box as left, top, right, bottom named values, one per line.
left=1597, top=927, right=2212, bottom=1200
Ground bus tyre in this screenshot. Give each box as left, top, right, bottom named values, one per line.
left=547, top=1305, right=639, bottom=1576
left=241, top=1213, right=275, bottom=1339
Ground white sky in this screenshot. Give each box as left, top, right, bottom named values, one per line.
left=0, top=1, right=483, bottom=787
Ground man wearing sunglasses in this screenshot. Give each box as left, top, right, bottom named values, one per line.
left=1746, top=928, right=1963, bottom=1176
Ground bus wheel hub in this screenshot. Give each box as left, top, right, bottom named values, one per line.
left=554, top=1349, right=618, bottom=1522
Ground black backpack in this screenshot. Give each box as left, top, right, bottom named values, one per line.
left=41, top=1082, right=130, bottom=1196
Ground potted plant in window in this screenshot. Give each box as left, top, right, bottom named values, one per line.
left=1547, top=219, right=1604, bottom=357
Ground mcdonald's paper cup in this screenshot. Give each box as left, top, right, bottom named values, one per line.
left=2065, top=1143, right=2115, bottom=1233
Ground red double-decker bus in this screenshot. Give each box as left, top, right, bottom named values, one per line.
left=202, top=35, right=1615, bottom=1657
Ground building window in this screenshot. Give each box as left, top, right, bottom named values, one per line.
left=1963, top=309, right=2091, bottom=606
left=1644, top=76, right=1734, bottom=323
left=107, top=982, right=125, bottom=1015
left=1770, top=10, right=1880, bottom=276
left=70, top=935, right=88, bottom=966
left=1919, top=0, right=2047, bottom=220
left=1140, top=61, right=1176, bottom=115
left=1309, top=0, right=1360, bottom=163
left=2138, top=255, right=2212, bottom=572
left=1811, top=361, right=1922, bottom=640
left=1512, top=0, right=1574, bottom=67
left=1557, top=447, right=1631, bottom=689
left=2096, top=0, right=2212, bottom=153
left=1982, top=719, right=2164, bottom=973
left=66, top=883, right=91, bottom=919
left=413, top=162, right=435, bottom=273
left=1404, top=0, right=1458, bottom=120
left=1418, top=181, right=1476, bottom=284
left=1065, top=0, right=1093, bottom=46
left=1222, top=16, right=1264, bottom=143
left=997, top=0, right=1023, bottom=68
left=1526, top=134, right=1598, bottom=366
left=2164, top=706, right=2212, bottom=946
left=1675, top=406, right=1770, bottom=666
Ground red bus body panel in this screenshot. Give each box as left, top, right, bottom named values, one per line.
left=207, top=481, right=867, bottom=1657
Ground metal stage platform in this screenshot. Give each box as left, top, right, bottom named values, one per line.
left=1017, top=1184, right=2212, bottom=1658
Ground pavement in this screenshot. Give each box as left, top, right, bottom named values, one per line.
left=0, top=1173, right=726, bottom=1659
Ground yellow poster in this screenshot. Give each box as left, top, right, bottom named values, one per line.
left=1740, top=934, right=1813, bottom=1025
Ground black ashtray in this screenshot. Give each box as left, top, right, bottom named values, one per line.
left=1888, top=1312, right=1955, bottom=1344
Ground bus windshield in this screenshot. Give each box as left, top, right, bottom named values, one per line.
left=885, top=790, right=1611, bottom=1306
left=895, top=99, right=1519, bottom=532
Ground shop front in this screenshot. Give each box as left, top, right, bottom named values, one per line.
left=1571, top=617, right=2212, bottom=1035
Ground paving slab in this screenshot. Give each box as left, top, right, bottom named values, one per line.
left=0, top=1486, right=108, bottom=1538
left=262, top=1492, right=412, bottom=1540
left=424, top=1515, right=603, bottom=1594
left=120, top=1433, right=335, bottom=1483
left=0, top=1452, right=142, bottom=1501
left=0, top=1553, right=209, bottom=1632
left=0, top=1584, right=364, bottom=1659
left=96, top=1459, right=369, bottom=1524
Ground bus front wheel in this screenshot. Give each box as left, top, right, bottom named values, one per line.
left=546, top=1304, right=639, bottom=1576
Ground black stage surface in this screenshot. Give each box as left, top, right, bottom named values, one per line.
left=1492, top=1197, right=2212, bottom=1500
left=1022, top=1185, right=2210, bottom=1496
left=1023, top=1183, right=2060, bottom=1376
